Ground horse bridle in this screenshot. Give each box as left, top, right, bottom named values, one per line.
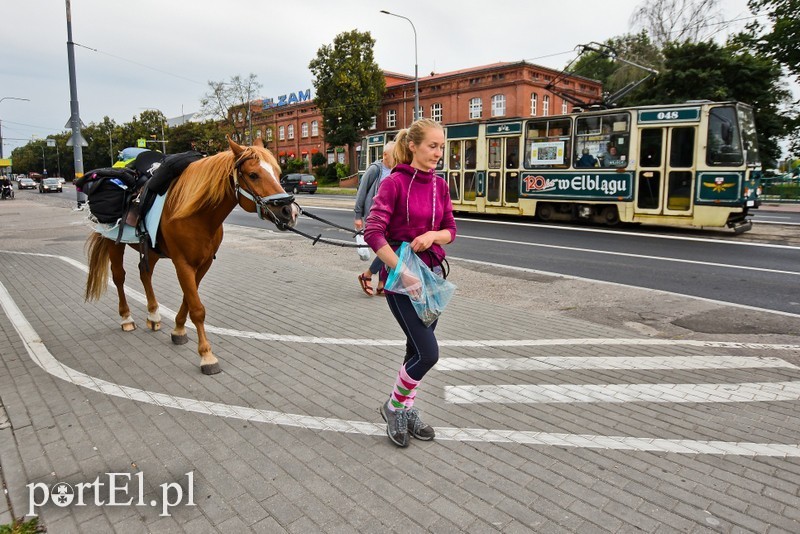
left=231, top=155, right=295, bottom=230
left=230, top=154, right=368, bottom=248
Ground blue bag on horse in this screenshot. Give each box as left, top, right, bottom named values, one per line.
left=385, top=242, right=456, bottom=327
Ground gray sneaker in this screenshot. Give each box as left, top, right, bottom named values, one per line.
left=406, top=408, right=435, bottom=440
left=379, top=400, right=409, bottom=447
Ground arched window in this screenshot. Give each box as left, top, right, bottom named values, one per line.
left=301, top=122, right=309, bottom=138
left=287, top=124, right=294, bottom=139
left=311, top=120, right=319, bottom=136
left=266, top=128, right=273, bottom=141
left=278, top=126, right=285, bottom=140
left=530, top=93, right=538, bottom=116
left=469, top=97, right=482, bottom=119
left=491, top=94, right=506, bottom=117
left=542, top=95, right=550, bottom=116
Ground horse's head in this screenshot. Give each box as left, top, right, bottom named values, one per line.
left=228, top=137, right=299, bottom=230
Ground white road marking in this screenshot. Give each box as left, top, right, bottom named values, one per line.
left=445, top=381, right=800, bottom=405
left=458, top=234, right=800, bottom=277
left=1, top=279, right=799, bottom=456
left=437, top=355, right=798, bottom=372
left=3, top=250, right=800, bottom=345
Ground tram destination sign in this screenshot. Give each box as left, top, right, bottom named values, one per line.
left=520, top=172, right=634, bottom=200
left=486, top=122, right=522, bottom=136
left=638, top=107, right=701, bottom=123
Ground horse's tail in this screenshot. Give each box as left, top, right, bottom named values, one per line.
left=85, top=232, right=111, bottom=301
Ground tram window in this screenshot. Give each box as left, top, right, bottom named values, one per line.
left=464, top=140, right=477, bottom=169
left=464, top=172, right=477, bottom=201
left=639, top=129, right=663, bottom=167
left=448, top=172, right=460, bottom=201
left=436, top=156, right=444, bottom=171
left=707, top=106, right=743, bottom=166
left=524, top=118, right=571, bottom=168
left=669, top=127, right=695, bottom=168
left=667, top=171, right=692, bottom=211
left=488, top=138, right=502, bottom=169
left=449, top=141, right=461, bottom=169
left=737, top=106, right=760, bottom=166
left=505, top=173, right=520, bottom=204
left=575, top=113, right=629, bottom=168
left=506, top=138, right=519, bottom=168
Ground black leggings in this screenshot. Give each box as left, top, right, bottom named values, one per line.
left=386, top=293, right=439, bottom=382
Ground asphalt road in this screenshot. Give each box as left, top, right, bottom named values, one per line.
left=222, top=194, right=800, bottom=316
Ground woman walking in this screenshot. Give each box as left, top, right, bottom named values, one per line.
left=364, top=118, right=457, bottom=447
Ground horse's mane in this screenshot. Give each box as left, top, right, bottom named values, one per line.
left=166, top=146, right=278, bottom=220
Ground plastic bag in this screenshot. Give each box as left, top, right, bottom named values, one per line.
left=385, top=242, right=456, bottom=327
left=355, top=233, right=370, bottom=261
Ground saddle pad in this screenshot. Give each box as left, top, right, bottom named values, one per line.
left=144, top=192, right=167, bottom=249
left=91, top=191, right=166, bottom=249
left=93, top=222, right=139, bottom=244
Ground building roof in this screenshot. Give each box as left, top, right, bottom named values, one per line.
left=385, top=60, right=600, bottom=87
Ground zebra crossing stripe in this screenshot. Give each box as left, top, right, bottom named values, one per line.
left=445, top=381, right=800, bottom=405
left=436, top=356, right=798, bottom=372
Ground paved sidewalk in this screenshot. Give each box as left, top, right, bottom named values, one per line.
left=1, top=196, right=800, bottom=533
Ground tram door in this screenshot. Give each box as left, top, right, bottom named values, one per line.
left=485, top=136, right=521, bottom=206
left=447, top=139, right=478, bottom=204
left=636, top=127, right=696, bottom=215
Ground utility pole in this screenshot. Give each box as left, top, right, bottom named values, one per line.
left=65, top=0, right=88, bottom=207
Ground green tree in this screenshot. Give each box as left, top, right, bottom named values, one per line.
left=168, top=120, right=226, bottom=154
left=746, top=0, right=800, bottom=81
left=309, top=30, right=385, bottom=172
left=198, top=74, right=262, bottom=142
left=637, top=40, right=793, bottom=166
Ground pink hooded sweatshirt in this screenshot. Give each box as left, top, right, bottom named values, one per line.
left=364, top=163, right=457, bottom=276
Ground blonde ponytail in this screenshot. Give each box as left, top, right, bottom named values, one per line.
left=392, top=118, right=443, bottom=166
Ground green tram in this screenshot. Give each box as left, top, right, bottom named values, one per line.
left=358, top=101, right=762, bottom=232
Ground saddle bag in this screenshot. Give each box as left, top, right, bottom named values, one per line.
left=77, top=167, right=138, bottom=224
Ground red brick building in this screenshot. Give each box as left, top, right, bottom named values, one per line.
left=239, top=61, right=602, bottom=171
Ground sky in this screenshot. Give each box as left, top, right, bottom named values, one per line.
left=0, top=0, right=765, bottom=157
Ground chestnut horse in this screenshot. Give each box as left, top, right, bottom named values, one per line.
left=85, top=138, right=298, bottom=374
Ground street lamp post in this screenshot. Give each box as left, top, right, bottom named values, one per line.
left=380, top=10, right=419, bottom=124
left=40, top=142, right=47, bottom=176
left=0, top=96, right=30, bottom=161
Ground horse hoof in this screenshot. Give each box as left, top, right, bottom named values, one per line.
left=121, top=323, right=136, bottom=332
left=171, top=334, right=189, bottom=345
left=201, top=363, right=221, bottom=375
left=147, top=320, right=161, bottom=331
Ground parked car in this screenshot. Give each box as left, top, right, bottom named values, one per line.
left=39, top=178, right=62, bottom=193
left=56, top=177, right=66, bottom=186
left=17, top=177, right=36, bottom=190
left=280, top=173, right=318, bottom=194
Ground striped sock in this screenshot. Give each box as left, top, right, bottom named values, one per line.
left=404, top=388, right=418, bottom=409
left=389, top=365, right=419, bottom=411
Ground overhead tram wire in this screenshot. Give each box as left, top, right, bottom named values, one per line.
left=72, top=42, right=205, bottom=86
